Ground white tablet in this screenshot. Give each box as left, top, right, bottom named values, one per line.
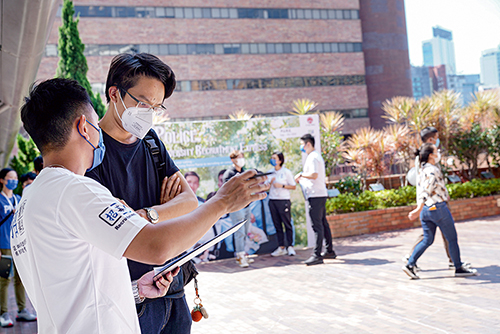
left=153, top=219, right=247, bottom=281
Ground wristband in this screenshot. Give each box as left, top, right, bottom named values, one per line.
left=132, top=280, right=145, bottom=304
left=282, top=184, right=285, bottom=188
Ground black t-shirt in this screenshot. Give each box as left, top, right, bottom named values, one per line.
left=86, top=129, right=179, bottom=281
left=222, top=165, right=244, bottom=184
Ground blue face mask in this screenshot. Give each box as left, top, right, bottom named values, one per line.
left=78, top=120, right=106, bottom=172
left=270, top=158, right=277, bottom=167
left=5, top=179, right=18, bottom=190
left=435, top=138, right=440, bottom=148
left=300, top=144, right=306, bottom=153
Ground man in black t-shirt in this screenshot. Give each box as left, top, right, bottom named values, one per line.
left=86, top=53, right=199, bottom=334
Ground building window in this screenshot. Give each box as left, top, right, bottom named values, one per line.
left=68, top=6, right=359, bottom=20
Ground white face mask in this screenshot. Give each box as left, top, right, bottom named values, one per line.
left=236, top=158, right=245, bottom=168
left=436, top=150, right=441, bottom=163
left=114, top=93, right=153, bottom=139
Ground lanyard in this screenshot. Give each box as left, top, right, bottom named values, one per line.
left=1, top=191, right=17, bottom=212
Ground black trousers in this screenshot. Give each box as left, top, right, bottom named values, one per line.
left=269, top=199, right=293, bottom=247
left=308, top=197, right=334, bottom=257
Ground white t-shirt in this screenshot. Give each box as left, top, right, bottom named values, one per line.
left=300, top=150, right=328, bottom=198
left=267, top=167, right=296, bottom=200
left=11, top=168, right=148, bottom=334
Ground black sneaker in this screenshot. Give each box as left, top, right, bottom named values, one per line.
left=321, top=251, right=337, bottom=259
left=402, top=264, right=419, bottom=279
left=304, top=256, right=324, bottom=266
left=455, top=266, right=477, bottom=277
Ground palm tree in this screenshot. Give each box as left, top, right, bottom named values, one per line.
left=381, top=96, right=415, bottom=124
left=319, top=111, right=344, bottom=133
left=229, top=109, right=253, bottom=120
left=430, top=90, right=462, bottom=152
left=288, top=98, right=317, bottom=115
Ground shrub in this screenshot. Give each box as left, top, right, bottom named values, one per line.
left=326, top=179, right=500, bottom=215
left=335, top=175, right=362, bottom=195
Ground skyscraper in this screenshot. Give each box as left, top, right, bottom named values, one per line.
left=480, top=46, right=500, bottom=89
left=422, top=26, right=456, bottom=75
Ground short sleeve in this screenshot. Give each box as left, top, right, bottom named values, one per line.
left=286, top=169, right=296, bottom=186
left=58, top=177, right=149, bottom=259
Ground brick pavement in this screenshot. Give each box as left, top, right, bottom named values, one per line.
left=1, top=215, right=499, bottom=333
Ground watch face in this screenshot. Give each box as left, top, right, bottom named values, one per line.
left=147, top=208, right=159, bottom=222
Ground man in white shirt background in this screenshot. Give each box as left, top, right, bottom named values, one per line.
left=295, top=134, right=337, bottom=266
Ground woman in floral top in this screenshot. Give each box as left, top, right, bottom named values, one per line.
left=403, top=143, right=477, bottom=279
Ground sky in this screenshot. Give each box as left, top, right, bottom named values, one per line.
left=404, top=0, right=500, bottom=75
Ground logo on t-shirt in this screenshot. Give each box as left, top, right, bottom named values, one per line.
left=99, top=202, right=134, bottom=228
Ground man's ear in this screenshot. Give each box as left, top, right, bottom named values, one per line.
left=76, top=114, right=91, bottom=141
left=108, top=86, right=120, bottom=104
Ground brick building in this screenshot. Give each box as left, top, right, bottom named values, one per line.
left=36, top=0, right=411, bottom=132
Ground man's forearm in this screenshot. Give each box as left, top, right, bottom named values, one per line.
left=154, top=191, right=198, bottom=221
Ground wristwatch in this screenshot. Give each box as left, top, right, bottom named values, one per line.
left=144, top=207, right=159, bottom=224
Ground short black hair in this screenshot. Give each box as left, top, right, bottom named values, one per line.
left=184, top=171, right=200, bottom=181
left=20, top=78, right=92, bottom=154
left=20, top=172, right=37, bottom=184
left=0, top=168, right=15, bottom=180
left=420, top=126, right=438, bottom=143
left=273, top=151, right=285, bottom=167
left=218, top=169, right=226, bottom=178
left=300, top=133, right=315, bottom=148
left=415, top=143, right=436, bottom=165
left=105, top=53, right=176, bottom=103
left=33, top=156, right=43, bottom=173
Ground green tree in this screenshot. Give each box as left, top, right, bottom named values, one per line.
left=9, top=134, right=40, bottom=194
left=56, top=0, right=106, bottom=118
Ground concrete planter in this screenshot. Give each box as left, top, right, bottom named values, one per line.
left=327, top=195, right=500, bottom=238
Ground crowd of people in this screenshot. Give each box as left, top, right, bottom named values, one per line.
left=0, top=53, right=479, bottom=333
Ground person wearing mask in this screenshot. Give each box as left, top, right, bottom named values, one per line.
left=403, top=143, right=477, bottom=279
left=85, top=53, right=200, bottom=333
left=268, top=152, right=297, bottom=257
left=295, top=134, right=337, bottom=266
left=19, top=172, right=36, bottom=191
left=0, top=168, right=36, bottom=327
left=13, top=77, right=269, bottom=332
left=223, top=150, right=255, bottom=268
left=404, top=127, right=468, bottom=271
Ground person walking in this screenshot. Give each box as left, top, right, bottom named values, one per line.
left=295, top=134, right=336, bottom=266
left=268, top=152, right=297, bottom=257
left=403, top=143, right=477, bottom=279
left=0, top=168, right=36, bottom=327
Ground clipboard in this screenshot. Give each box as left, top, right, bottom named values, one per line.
left=153, top=219, right=247, bottom=281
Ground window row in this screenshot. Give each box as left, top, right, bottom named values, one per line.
left=45, top=42, right=363, bottom=57
left=175, top=75, right=366, bottom=92
left=66, top=6, right=359, bottom=20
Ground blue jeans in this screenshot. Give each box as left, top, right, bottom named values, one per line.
left=137, top=296, right=192, bottom=334
left=408, top=202, right=462, bottom=269
left=229, top=206, right=251, bottom=253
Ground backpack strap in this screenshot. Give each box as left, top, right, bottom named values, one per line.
left=144, top=129, right=166, bottom=181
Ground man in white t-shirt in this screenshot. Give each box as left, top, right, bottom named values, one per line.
left=12, top=78, right=269, bottom=333
left=295, top=134, right=337, bottom=266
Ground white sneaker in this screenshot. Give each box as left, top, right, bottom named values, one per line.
left=16, top=309, right=37, bottom=322
left=287, top=246, right=296, bottom=256
left=271, top=247, right=287, bottom=257
left=0, top=312, right=13, bottom=328
left=236, top=252, right=249, bottom=268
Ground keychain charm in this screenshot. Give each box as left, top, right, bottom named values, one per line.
left=191, top=278, right=209, bottom=322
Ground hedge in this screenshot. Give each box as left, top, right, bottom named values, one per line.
left=326, top=178, right=500, bottom=215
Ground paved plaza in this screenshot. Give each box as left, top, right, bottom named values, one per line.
left=2, top=215, right=499, bottom=333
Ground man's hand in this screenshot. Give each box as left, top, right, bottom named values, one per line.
left=214, top=170, right=270, bottom=213
left=160, top=174, right=182, bottom=205
left=294, top=172, right=302, bottom=183
left=137, top=267, right=180, bottom=300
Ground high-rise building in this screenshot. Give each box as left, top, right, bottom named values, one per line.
left=480, top=46, right=500, bottom=89
left=422, top=26, right=456, bottom=75
left=36, top=0, right=412, bottom=132
left=411, top=66, right=432, bottom=100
